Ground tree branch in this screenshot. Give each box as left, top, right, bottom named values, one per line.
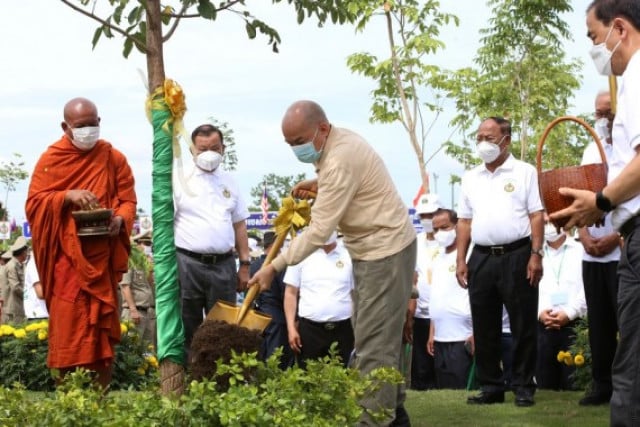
left=59, top=0, right=148, bottom=53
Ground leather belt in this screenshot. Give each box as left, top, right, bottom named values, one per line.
left=176, top=247, right=233, bottom=264
left=620, top=215, right=640, bottom=238
left=123, top=306, right=154, bottom=312
left=300, top=317, right=351, bottom=331
left=474, top=237, right=530, bottom=256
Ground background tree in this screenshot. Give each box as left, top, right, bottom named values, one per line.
left=205, top=117, right=238, bottom=171
left=441, top=0, right=586, bottom=170
left=61, top=0, right=357, bottom=395
left=248, top=173, right=307, bottom=211
left=0, top=154, right=29, bottom=220
left=346, top=0, right=458, bottom=193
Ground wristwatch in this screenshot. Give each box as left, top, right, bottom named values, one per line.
left=531, top=248, right=544, bottom=257
left=239, top=260, right=251, bottom=266
left=595, top=191, right=616, bottom=212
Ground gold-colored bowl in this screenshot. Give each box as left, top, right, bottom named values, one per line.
left=72, top=208, right=113, bottom=236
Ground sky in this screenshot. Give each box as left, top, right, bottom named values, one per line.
left=1, top=0, right=602, bottom=225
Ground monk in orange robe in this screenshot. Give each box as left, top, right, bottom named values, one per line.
left=26, top=97, right=137, bottom=389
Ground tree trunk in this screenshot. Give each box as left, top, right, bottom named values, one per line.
left=146, top=0, right=166, bottom=92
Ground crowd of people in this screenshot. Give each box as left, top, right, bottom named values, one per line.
left=0, top=0, right=638, bottom=425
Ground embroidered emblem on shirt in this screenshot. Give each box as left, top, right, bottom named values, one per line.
left=336, top=260, right=344, bottom=268
left=223, top=188, right=231, bottom=198
left=504, top=182, right=515, bottom=193
left=448, top=264, right=456, bottom=272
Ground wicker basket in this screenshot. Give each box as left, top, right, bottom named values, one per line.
left=536, top=116, right=607, bottom=228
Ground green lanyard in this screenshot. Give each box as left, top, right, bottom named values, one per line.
left=544, top=244, right=566, bottom=286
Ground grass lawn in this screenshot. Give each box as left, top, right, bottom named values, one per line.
left=404, top=389, right=609, bottom=427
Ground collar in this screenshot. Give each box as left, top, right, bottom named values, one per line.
left=479, top=153, right=515, bottom=175
left=315, top=124, right=335, bottom=170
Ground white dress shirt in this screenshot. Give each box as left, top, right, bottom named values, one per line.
left=609, top=51, right=640, bottom=229
left=415, top=232, right=440, bottom=319
left=537, top=237, right=586, bottom=321
left=458, top=154, right=543, bottom=245
left=173, top=166, right=249, bottom=253
left=581, top=141, right=621, bottom=262
left=429, top=250, right=472, bottom=342
left=283, top=245, right=353, bottom=322
left=23, top=255, right=48, bottom=319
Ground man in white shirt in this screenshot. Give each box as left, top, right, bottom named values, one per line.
left=427, top=209, right=473, bottom=389
left=457, top=117, right=544, bottom=407
left=23, top=253, right=48, bottom=320
left=536, top=220, right=586, bottom=390
left=411, top=193, right=441, bottom=390
left=551, top=3, right=640, bottom=423
left=174, top=124, right=251, bottom=357
left=284, top=231, right=354, bottom=367
left=577, top=91, right=620, bottom=405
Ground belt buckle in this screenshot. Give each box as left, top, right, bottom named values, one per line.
left=490, top=246, right=505, bottom=256
left=325, top=322, right=336, bottom=330
left=202, top=254, right=216, bottom=264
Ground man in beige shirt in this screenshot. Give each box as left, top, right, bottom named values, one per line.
left=249, top=100, right=416, bottom=426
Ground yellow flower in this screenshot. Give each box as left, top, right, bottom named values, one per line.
left=13, top=329, right=27, bottom=339
left=38, top=330, right=48, bottom=341
left=0, top=324, right=15, bottom=336
left=145, top=355, right=159, bottom=369
left=120, top=323, right=128, bottom=335
left=25, top=323, right=40, bottom=332
left=574, top=354, right=585, bottom=366
left=564, top=352, right=574, bottom=366
left=556, top=351, right=566, bottom=362
left=37, top=320, right=48, bottom=330
left=136, top=367, right=146, bottom=375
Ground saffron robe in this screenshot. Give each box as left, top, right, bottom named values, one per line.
left=26, top=135, right=136, bottom=368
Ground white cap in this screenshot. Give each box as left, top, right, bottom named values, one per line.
left=414, top=194, right=442, bottom=215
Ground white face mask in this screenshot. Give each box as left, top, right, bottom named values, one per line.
left=544, top=223, right=564, bottom=243
left=595, top=117, right=610, bottom=141
left=420, top=219, right=434, bottom=233
left=195, top=150, right=222, bottom=172
left=434, top=228, right=456, bottom=248
left=476, top=135, right=506, bottom=164
left=590, top=26, right=621, bottom=76
left=70, top=126, right=100, bottom=151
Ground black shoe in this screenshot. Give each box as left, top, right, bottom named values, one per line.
left=467, top=391, right=505, bottom=405
left=579, top=392, right=611, bottom=406
left=514, top=394, right=535, bottom=407
left=390, top=405, right=411, bottom=427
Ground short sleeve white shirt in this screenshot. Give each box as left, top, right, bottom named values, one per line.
left=429, top=250, right=472, bottom=342
left=174, top=166, right=249, bottom=253
left=580, top=142, right=620, bottom=262
left=283, top=245, right=353, bottom=322
left=23, top=255, right=48, bottom=319
left=458, top=155, right=543, bottom=245
left=538, top=238, right=586, bottom=321
left=414, top=232, right=441, bottom=319
left=609, top=51, right=640, bottom=229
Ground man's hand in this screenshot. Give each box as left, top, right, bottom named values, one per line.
left=109, top=215, right=123, bottom=236
left=129, top=308, right=141, bottom=325
left=291, top=179, right=318, bottom=199
left=549, top=188, right=603, bottom=229
left=465, top=335, right=475, bottom=356
left=596, top=233, right=623, bottom=255
left=456, top=261, right=469, bottom=289
left=248, top=264, right=276, bottom=292
left=580, top=232, right=601, bottom=257
left=65, top=189, right=100, bottom=210
left=237, top=265, right=249, bottom=292
left=427, top=336, right=435, bottom=356
left=288, top=324, right=302, bottom=354
left=527, top=254, right=543, bottom=287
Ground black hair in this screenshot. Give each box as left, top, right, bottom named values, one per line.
left=435, top=208, right=458, bottom=225
left=191, top=124, right=224, bottom=145
left=486, top=116, right=512, bottom=137
left=588, top=0, right=640, bottom=30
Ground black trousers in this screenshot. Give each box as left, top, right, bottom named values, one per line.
left=536, top=321, right=577, bottom=390
left=411, top=317, right=436, bottom=390
left=611, top=227, right=640, bottom=426
left=260, top=320, right=294, bottom=370
left=582, top=260, right=618, bottom=395
left=467, top=244, right=538, bottom=394
left=297, top=317, right=354, bottom=368
left=434, top=341, right=472, bottom=389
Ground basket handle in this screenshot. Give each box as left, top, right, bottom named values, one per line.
left=535, top=116, right=608, bottom=175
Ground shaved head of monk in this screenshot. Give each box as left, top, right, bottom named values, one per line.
left=61, top=97, right=101, bottom=135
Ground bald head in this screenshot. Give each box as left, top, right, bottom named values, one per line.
left=281, top=100, right=331, bottom=151
left=61, top=97, right=100, bottom=134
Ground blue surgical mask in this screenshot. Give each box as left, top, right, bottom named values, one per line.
left=292, top=127, right=323, bottom=163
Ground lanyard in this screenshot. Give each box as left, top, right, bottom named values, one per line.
left=544, top=244, right=566, bottom=286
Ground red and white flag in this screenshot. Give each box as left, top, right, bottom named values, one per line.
left=412, top=185, right=426, bottom=207
left=261, top=184, right=269, bottom=225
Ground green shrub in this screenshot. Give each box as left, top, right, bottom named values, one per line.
left=0, top=319, right=158, bottom=391
left=0, top=351, right=402, bottom=426
left=556, top=317, right=591, bottom=392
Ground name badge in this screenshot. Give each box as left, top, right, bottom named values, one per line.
left=550, top=290, right=569, bottom=306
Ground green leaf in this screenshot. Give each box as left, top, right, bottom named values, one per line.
left=245, top=22, right=256, bottom=39
left=123, top=37, right=134, bottom=58
left=91, top=26, right=103, bottom=50
left=197, top=1, right=217, bottom=20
